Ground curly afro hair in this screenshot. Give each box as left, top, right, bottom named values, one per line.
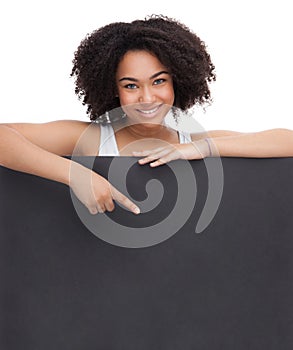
left=71, top=15, right=216, bottom=123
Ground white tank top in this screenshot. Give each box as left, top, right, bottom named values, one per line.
left=98, top=123, right=192, bottom=156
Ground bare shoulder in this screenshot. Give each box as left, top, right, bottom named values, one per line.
left=2, top=119, right=101, bottom=156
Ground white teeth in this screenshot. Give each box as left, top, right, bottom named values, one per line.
left=138, top=106, right=160, bottom=114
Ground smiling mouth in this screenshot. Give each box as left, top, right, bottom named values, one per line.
left=136, top=105, right=162, bottom=115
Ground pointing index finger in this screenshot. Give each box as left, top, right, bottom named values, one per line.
left=110, top=186, right=140, bottom=214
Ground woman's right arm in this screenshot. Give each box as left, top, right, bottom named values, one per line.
left=0, top=120, right=89, bottom=185
left=0, top=121, right=140, bottom=215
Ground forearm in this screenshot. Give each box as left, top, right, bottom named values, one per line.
left=207, top=128, right=293, bottom=158
left=0, top=125, right=81, bottom=185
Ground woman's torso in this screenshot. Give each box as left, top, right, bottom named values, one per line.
left=98, top=122, right=192, bottom=156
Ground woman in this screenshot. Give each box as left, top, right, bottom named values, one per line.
left=0, top=15, right=292, bottom=215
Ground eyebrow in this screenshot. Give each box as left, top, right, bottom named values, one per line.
left=118, top=70, right=169, bottom=82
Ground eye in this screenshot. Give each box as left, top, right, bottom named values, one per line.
left=153, top=78, right=166, bottom=85
left=124, top=83, right=138, bottom=89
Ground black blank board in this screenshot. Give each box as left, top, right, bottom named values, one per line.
left=1, top=156, right=293, bottom=350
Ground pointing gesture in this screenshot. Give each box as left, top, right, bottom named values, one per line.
left=69, top=163, right=140, bottom=215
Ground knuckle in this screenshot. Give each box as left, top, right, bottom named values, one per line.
left=99, top=192, right=110, bottom=201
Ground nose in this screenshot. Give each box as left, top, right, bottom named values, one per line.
left=138, top=86, right=156, bottom=104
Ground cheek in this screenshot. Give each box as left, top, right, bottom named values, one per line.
left=117, top=90, right=136, bottom=106
left=162, top=85, right=175, bottom=104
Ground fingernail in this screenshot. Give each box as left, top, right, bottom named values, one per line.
left=134, top=207, right=140, bottom=214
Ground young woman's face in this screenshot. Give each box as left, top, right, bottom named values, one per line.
left=116, top=50, right=175, bottom=124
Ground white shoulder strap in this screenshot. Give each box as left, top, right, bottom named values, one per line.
left=98, top=124, right=120, bottom=156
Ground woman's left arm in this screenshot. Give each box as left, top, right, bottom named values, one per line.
left=208, top=128, right=293, bottom=158
left=133, top=128, right=293, bottom=167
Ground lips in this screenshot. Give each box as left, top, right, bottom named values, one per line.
left=135, top=104, right=162, bottom=117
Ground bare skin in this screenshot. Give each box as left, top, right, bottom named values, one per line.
left=1, top=50, right=293, bottom=215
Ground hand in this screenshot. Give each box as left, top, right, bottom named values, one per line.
left=69, top=164, right=140, bottom=215
left=132, top=140, right=209, bottom=167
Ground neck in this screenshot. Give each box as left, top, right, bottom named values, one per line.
left=118, top=118, right=168, bottom=139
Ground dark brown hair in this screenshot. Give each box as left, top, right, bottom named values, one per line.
left=71, top=15, right=216, bottom=122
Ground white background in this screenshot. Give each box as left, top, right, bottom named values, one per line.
left=0, top=0, right=292, bottom=132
